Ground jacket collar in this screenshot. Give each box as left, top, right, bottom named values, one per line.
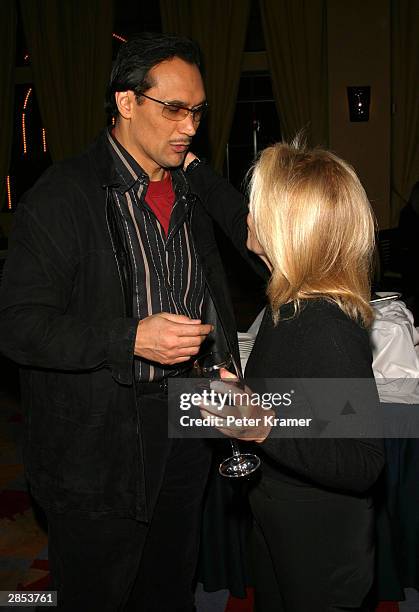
left=88, top=128, right=122, bottom=189
left=88, top=128, right=190, bottom=199
left=106, top=129, right=148, bottom=193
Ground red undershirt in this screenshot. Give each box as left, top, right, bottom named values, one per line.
left=144, top=172, right=175, bottom=237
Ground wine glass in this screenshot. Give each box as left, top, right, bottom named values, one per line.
left=193, top=352, right=261, bottom=478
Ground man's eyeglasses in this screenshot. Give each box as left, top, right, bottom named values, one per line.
left=136, top=92, right=208, bottom=123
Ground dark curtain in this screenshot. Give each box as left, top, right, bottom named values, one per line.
left=1, top=1, right=17, bottom=208
left=20, top=0, right=113, bottom=162
left=160, top=0, right=250, bottom=171
left=260, top=0, right=328, bottom=146
left=391, top=0, right=419, bottom=224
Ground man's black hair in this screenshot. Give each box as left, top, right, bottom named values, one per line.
left=105, top=32, right=202, bottom=117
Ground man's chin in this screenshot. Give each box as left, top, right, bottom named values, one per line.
left=162, top=152, right=188, bottom=170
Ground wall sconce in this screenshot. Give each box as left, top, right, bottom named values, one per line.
left=347, top=86, right=370, bottom=122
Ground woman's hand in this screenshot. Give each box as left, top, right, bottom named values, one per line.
left=183, top=151, right=197, bottom=170
left=199, top=372, right=274, bottom=443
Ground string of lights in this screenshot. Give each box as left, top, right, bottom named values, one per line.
left=7, top=34, right=127, bottom=211
left=6, top=176, right=12, bottom=211
left=112, top=32, right=127, bottom=43
left=22, top=87, right=32, bottom=156
left=42, top=128, right=47, bottom=154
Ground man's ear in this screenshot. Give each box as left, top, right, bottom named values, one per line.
left=115, top=91, right=136, bottom=120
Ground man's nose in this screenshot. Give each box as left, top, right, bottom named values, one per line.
left=179, top=113, right=198, bottom=137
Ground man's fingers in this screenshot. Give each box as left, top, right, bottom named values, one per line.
left=175, top=336, right=206, bottom=349
left=160, top=313, right=202, bottom=324
left=135, top=313, right=213, bottom=364
left=161, top=347, right=203, bottom=363
left=159, top=314, right=213, bottom=337
left=172, top=345, right=201, bottom=357
left=175, top=323, right=213, bottom=337
left=171, top=355, right=195, bottom=364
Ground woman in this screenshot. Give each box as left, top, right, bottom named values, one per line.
left=191, top=141, right=385, bottom=611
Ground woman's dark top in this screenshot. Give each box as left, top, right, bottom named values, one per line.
left=245, top=299, right=385, bottom=492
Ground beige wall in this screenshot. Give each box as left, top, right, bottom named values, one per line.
left=327, top=0, right=391, bottom=229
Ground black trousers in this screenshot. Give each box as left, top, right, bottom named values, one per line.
left=45, top=392, right=212, bottom=612
left=249, top=477, right=375, bottom=612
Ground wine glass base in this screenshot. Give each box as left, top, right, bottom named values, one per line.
left=219, top=453, right=261, bottom=478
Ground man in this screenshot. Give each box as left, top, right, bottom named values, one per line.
left=0, top=33, right=249, bottom=611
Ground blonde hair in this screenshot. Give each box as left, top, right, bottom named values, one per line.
left=248, top=140, right=376, bottom=327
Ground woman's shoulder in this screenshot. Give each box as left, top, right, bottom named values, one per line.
left=260, top=298, right=368, bottom=340
left=295, top=297, right=362, bottom=324
left=292, top=299, right=373, bottom=377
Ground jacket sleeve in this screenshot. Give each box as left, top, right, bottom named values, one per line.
left=186, top=162, right=269, bottom=279
left=0, top=187, right=137, bottom=386
left=260, top=435, right=385, bottom=493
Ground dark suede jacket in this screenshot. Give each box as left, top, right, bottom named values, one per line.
left=0, top=130, right=256, bottom=520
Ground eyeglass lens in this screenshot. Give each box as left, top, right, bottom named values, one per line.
left=162, top=105, right=206, bottom=123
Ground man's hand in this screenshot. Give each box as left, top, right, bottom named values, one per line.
left=135, top=313, right=213, bottom=365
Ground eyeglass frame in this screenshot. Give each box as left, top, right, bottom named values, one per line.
left=135, top=92, right=208, bottom=123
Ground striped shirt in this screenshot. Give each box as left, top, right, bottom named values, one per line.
left=106, top=130, right=205, bottom=382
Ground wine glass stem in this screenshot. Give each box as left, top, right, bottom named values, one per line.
left=230, top=439, right=241, bottom=457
